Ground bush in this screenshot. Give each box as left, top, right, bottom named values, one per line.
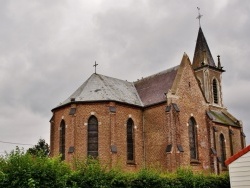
left=130, top=168, right=164, bottom=188
left=0, top=147, right=71, bottom=188
left=0, top=150, right=230, bottom=188
left=67, top=157, right=111, bottom=187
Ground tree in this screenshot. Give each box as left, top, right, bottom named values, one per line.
left=27, top=138, right=50, bottom=157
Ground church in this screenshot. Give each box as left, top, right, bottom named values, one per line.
left=50, top=26, right=246, bottom=174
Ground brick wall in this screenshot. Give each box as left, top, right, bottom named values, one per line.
left=143, top=104, right=169, bottom=170
left=51, top=102, right=144, bottom=171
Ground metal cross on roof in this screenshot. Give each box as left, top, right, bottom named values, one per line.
left=196, top=7, right=203, bottom=27
left=93, top=61, right=98, bottom=74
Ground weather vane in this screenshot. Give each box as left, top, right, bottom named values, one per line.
left=196, top=7, right=203, bottom=27
left=93, top=61, right=98, bottom=74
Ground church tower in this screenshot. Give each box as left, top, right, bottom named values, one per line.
left=192, top=27, right=225, bottom=107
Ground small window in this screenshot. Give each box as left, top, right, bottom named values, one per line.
left=166, top=144, right=172, bottom=153
left=110, top=145, right=117, bottom=153
left=87, top=116, right=98, bottom=158
left=177, top=144, right=184, bottom=152
left=109, top=106, right=116, bottom=113
left=213, top=79, right=218, bottom=104
left=69, top=108, right=76, bottom=115
left=68, top=146, right=74, bottom=153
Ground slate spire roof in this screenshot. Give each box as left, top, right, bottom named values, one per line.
left=192, top=27, right=216, bottom=69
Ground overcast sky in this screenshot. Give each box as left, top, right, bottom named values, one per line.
left=0, top=0, right=250, bottom=154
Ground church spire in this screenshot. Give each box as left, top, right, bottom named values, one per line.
left=192, top=25, right=225, bottom=106
left=192, top=27, right=216, bottom=69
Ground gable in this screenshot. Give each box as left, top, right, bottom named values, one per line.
left=170, top=53, right=206, bottom=102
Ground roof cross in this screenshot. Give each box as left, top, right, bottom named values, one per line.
left=93, top=61, right=98, bottom=74
left=196, top=7, right=203, bottom=27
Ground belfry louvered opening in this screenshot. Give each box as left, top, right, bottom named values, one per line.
left=213, top=79, right=218, bottom=104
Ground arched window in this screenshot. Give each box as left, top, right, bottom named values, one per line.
left=127, top=118, right=134, bottom=162
left=220, top=134, right=226, bottom=167
left=88, top=116, right=98, bottom=157
left=188, top=117, right=198, bottom=160
left=213, top=79, right=218, bottom=104
left=59, top=120, right=66, bottom=160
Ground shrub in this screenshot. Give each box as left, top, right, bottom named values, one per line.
left=0, top=151, right=230, bottom=188
left=0, top=147, right=71, bottom=188
left=68, top=157, right=110, bottom=188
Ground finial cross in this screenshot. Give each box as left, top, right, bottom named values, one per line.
left=196, top=7, right=203, bottom=27
left=93, top=61, right=98, bottom=74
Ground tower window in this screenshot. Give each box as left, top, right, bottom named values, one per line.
left=213, top=79, right=218, bottom=104
left=127, top=118, right=134, bottom=162
left=59, top=120, right=66, bottom=160
left=88, top=116, right=98, bottom=158
left=188, top=117, right=198, bottom=160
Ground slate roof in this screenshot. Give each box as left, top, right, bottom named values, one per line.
left=56, top=65, right=179, bottom=109
left=59, top=73, right=143, bottom=107
left=206, top=110, right=240, bottom=127
left=134, top=66, right=179, bottom=106
left=192, top=27, right=216, bottom=69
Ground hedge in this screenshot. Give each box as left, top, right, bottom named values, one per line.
left=0, top=148, right=230, bottom=188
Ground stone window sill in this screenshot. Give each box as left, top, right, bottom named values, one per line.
left=190, top=159, right=201, bottom=165
left=127, top=161, right=136, bottom=166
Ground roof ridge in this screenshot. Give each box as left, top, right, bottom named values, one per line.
left=96, top=73, right=133, bottom=84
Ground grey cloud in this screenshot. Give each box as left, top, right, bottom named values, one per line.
left=1, top=0, right=250, bottom=153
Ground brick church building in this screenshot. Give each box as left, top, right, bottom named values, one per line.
left=50, top=26, right=246, bottom=174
